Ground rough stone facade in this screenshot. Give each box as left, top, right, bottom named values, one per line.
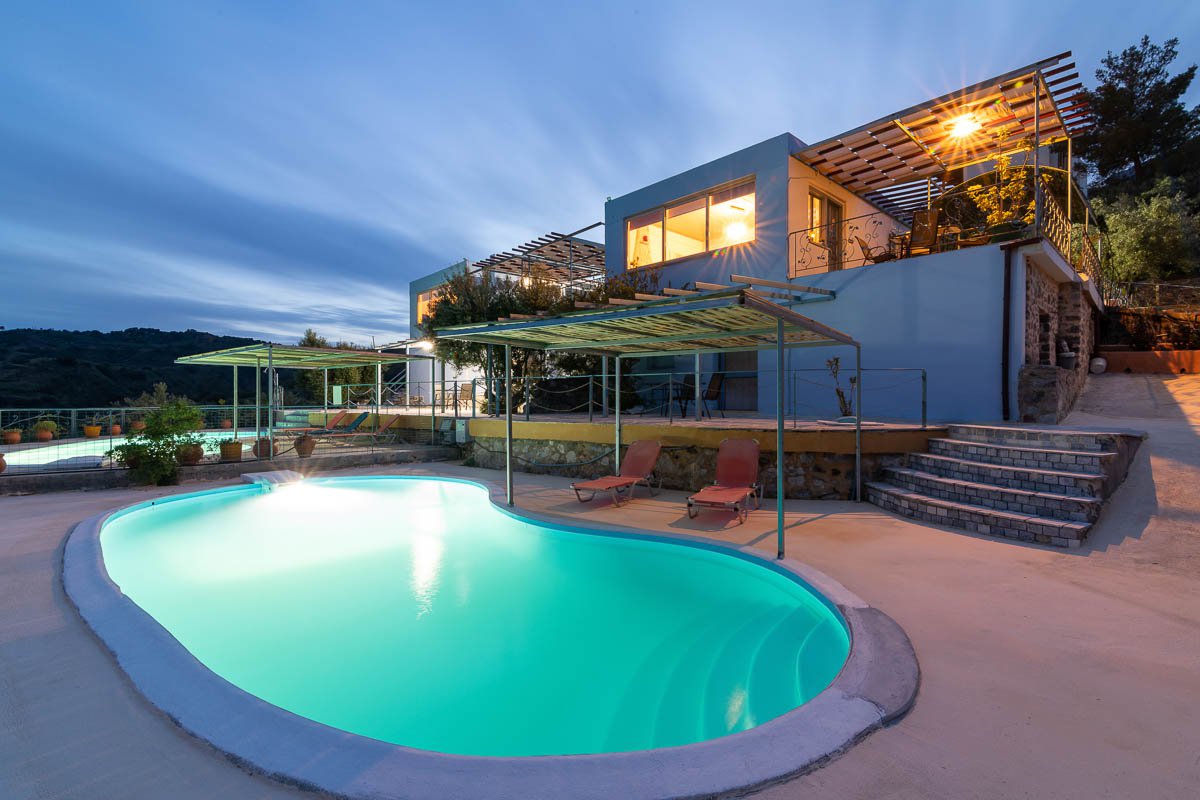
left=1018, top=264, right=1097, bottom=423
left=464, top=436, right=905, bottom=500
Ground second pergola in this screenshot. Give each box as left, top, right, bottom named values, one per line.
left=435, top=276, right=861, bottom=560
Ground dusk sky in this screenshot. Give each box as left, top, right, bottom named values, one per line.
left=2, top=0, right=1197, bottom=344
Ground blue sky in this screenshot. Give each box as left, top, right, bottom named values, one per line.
left=2, top=0, right=1197, bottom=343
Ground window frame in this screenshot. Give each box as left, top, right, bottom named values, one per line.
left=624, top=177, right=756, bottom=271
left=808, top=190, right=845, bottom=270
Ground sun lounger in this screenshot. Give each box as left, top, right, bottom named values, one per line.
left=285, top=409, right=351, bottom=434
left=687, top=438, right=761, bottom=524
left=571, top=440, right=662, bottom=507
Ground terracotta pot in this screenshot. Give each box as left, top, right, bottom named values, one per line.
left=294, top=435, right=317, bottom=458
left=35, top=430, right=53, bottom=442
left=130, top=420, right=146, bottom=432
left=0, top=453, right=6, bottom=475
left=176, top=443, right=204, bottom=466
left=109, top=424, right=122, bottom=436
left=220, top=419, right=233, bottom=429
left=121, top=452, right=142, bottom=469
left=252, top=438, right=278, bottom=458
left=219, top=441, right=243, bottom=462
left=82, top=425, right=102, bottom=439
left=2, top=431, right=19, bottom=445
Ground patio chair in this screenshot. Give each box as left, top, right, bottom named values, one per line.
left=285, top=409, right=350, bottom=434
left=855, top=236, right=897, bottom=264
left=904, top=209, right=941, bottom=258
left=675, top=372, right=725, bottom=418
left=687, top=438, right=762, bottom=524
left=571, top=440, right=662, bottom=506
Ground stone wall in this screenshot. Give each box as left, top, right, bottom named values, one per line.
left=1024, top=260, right=1059, bottom=366
left=464, top=436, right=906, bottom=500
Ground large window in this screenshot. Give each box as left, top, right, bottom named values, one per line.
left=625, top=179, right=755, bottom=269
left=808, top=191, right=844, bottom=270
left=415, top=287, right=441, bottom=327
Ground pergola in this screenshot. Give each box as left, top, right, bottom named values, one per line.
left=175, top=343, right=432, bottom=456
left=435, top=276, right=861, bottom=559
left=797, top=51, right=1093, bottom=222
left=468, top=223, right=606, bottom=290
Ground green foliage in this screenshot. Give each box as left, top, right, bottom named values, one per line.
left=124, top=381, right=189, bottom=407
left=1078, top=36, right=1200, bottom=196
left=110, top=399, right=204, bottom=485
left=292, top=329, right=378, bottom=403
left=1094, top=180, right=1200, bottom=284
left=32, top=419, right=59, bottom=435
left=964, top=151, right=1036, bottom=228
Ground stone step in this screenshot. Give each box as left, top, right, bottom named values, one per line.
left=884, top=467, right=1101, bottom=523
left=928, top=438, right=1115, bottom=473
left=907, top=452, right=1105, bottom=498
left=866, top=482, right=1090, bottom=548
left=946, top=424, right=1128, bottom=453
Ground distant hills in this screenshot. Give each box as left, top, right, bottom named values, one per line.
left=0, top=328, right=301, bottom=408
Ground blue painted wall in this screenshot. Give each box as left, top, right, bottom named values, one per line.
left=754, top=246, right=1007, bottom=423
left=604, top=133, right=802, bottom=288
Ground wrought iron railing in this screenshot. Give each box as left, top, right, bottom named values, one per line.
left=788, top=210, right=909, bottom=277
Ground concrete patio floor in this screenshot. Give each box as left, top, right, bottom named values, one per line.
left=2, top=373, right=1198, bottom=799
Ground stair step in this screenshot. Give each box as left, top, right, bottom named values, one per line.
left=884, top=467, right=1101, bottom=522
left=907, top=452, right=1105, bottom=498
left=946, top=424, right=1127, bottom=452
left=867, top=482, right=1089, bottom=548
left=928, top=438, right=1115, bottom=473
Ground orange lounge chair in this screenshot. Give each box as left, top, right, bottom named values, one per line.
left=687, top=438, right=761, bottom=524
left=288, top=409, right=351, bottom=434
left=571, top=440, right=662, bottom=506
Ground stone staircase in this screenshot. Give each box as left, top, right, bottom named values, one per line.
left=867, top=424, right=1142, bottom=548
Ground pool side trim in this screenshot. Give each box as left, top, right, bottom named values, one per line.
left=62, top=477, right=920, bottom=800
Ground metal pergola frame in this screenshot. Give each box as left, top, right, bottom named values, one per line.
left=175, top=343, right=433, bottom=458
left=435, top=276, right=862, bottom=560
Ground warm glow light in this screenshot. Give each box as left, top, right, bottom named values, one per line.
left=723, top=221, right=749, bottom=242
left=409, top=340, right=434, bottom=351
left=947, top=113, right=982, bottom=139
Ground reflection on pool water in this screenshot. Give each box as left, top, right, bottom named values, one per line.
left=99, top=477, right=850, bottom=757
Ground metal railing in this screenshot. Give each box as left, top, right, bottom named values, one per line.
left=1103, top=281, right=1200, bottom=310
left=788, top=210, right=909, bottom=277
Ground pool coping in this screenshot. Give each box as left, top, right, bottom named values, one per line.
left=62, top=475, right=920, bottom=800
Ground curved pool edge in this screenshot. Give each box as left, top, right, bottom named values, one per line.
left=62, top=476, right=920, bottom=800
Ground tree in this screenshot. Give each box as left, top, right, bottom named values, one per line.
left=1094, top=180, right=1200, bottom=284
left=1077, top=37, right=1200, bottom=194
left=293, top=329, right=377, bottom=403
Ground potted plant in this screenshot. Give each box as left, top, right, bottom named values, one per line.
left=252, top=437, right=278, bottom=458
left=218, top=439, right=243, bottom=462
left=110, top=421, right=123, bottom=436
left=294, top=434, right=317, bottom=458
left=220, top=417, right=233, bottom=429
left=129, top=417, right=147, bottom=432
left=82, top=417, right=103, bottom=438
left=2, top=428, right=20, bottom=445
left=0, top=452, right=6, bottom=475
left=176, top=442, right=205, bottom=466
left=32, top=419, right=58, bottom=442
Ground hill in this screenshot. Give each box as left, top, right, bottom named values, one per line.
left=0, top=328, right=302, bottom=408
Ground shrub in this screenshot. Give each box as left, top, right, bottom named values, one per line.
left=109, top=399, right=204, bottom=485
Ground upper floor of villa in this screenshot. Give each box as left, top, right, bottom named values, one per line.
left=603, top=51, right=1100, bottom=296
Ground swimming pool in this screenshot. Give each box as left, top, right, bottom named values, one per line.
left=3, top=429, right=262, bottom=471
left=98, top=476, right=850, bottom=757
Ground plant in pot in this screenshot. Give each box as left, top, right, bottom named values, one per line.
left=294, top=433, right=317, bottom=458
left=826, top=357, right=858, bottom=421
left=32, top=419, right=58, bottom=442
left=218, top=438, right=243, bottom=462
left=82, top=416, right=103, bottom=439
left=109, top=399, right=204, bottom=485
left=128, top=412, right=147, bottom=432
left=0, top=452, right=6, bottom=475
left=252, top=437, right=278, bottom=458
left=2, top=428, right=20, bottom=445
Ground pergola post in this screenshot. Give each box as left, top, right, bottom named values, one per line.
left=1033, top=72, right=1042, bottom=229
left=694, top=353, right=702, bottom=421
left=266, top=344, right=274, bottom=461
left=504, top=344, right=513, bottom=507
left=322, top=368, right=328, bottom=416
left=776, top=320, right=786, bottom=560
left=601, top=356, right=609, bottom=417
left=855, top=344, right=863, bottom=502
left=255, top=357, right=262, bottom=445
left=614, top=355, right=622, bottom=472
left=232, top=365, right=239, bottom=436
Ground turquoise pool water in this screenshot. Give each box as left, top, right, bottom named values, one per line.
left=99, top=477, right=849, bottom=757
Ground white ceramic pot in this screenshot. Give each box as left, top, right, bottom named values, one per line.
left=1089, top=357, right=1108, bottom=375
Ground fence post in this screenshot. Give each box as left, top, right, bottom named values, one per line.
left=588, top=376, right=594, bottom=423
left=668, top=373, right=674, bottom=422
left=70, top=409, right=77, bottom=439
left=471, top=379, right=477, bottom=417
left=524, top=378, right=531, bottom=421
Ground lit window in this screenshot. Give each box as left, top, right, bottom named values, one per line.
left=626, top=209, right=664, bottom=268
left=708, top=182, right=755, bottom=249
left=416, top=288, right=440, bottom=326
left=665, top=197, right=707, bottom=261
left=625, top=178, right=755, bottom=269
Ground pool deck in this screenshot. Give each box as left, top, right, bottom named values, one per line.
left=2, top=373, right=1199, bottom=799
